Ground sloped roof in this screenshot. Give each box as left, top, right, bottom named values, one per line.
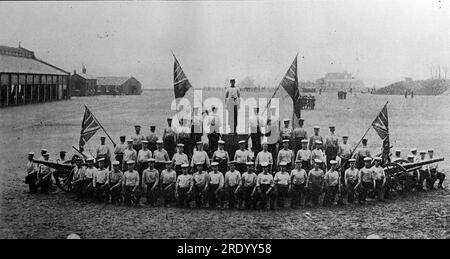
left=325, top=72, right=354, bottom=80
left=76, top=72, right=97, bottom=80
left=97, top=76, right=130, bottom=86
left=0, top=53, right=68, bottom=75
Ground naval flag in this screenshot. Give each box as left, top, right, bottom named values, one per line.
left=173, top=54, right=192, bottom=99
left=280, top=55, right=302, bottom=120
left=79, top=106, right=102, bottom=150
left=372, top=102, right=390, bottom=162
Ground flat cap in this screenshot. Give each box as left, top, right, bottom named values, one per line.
left=295, top=159, right=302, bottom=163
left=428, top=149, right=434, bottom=152
left=141, top=140, right=149, bottom=144
left=126, top=139, right=133, bottom=143
left=364, top=157, right=372, bottom=162
left=218, top=140, right=225, bottom=144
left=283, top=118, right=290, bottom=122
left=330, top=160, right=337, bottom=165
left=349, top=158, right=356, bottom=162
left=282, top=139, right=290, bottom=143
left=301, top=139, right=309, bottom=143
left=246, top=161, right=254, bottom=166
left=112, top=161, right=120, bottom=166
left=181, top=164, right=189, bottom=168
left=100, top=136, right=106, bottom=139
left=410, top=148, right=417, bottom=152
left=374, top=157, right=382, bottom=161
left=134, top=125, right=141, bottom=128
left=196, top=141, right=203, bottom=145
left=97, top=158, right=105, bottom=162
left=28, top=152, right=35, bottom=155
left=419, top=150, right=426, bottom=154
left=156, top=140, right=163, bottom=144
left=314, top=159, right=322, bottom=163
left=126, top=160, right=135, bottom=165
left=313, top=126, right=320, bottom=129
left=279, top=161, right=287, bottom=166
left=315, top=140, right=322, bottom=144
left=86, top=157, right=94, bottom=162
left=177, top=143, right=184, bottom=147
left=211, top=162, right=219, bottom=166
left=147, top=158, right=156, bottom=163
left=238, top=140, right=246, bottom=144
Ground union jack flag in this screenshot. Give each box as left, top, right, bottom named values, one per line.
left=173, top=54, right=192, bottom=99
left=79, top=106, right=101, bottom=149
left=280, top=55, right=301, bottom=119
left=372, top=103, right=390, bottom=162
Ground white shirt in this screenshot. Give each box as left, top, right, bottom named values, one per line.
left=235, top=149, right=251, bottom=164
left=137, top=149, right=152, bottom=163
left=208, top=171, right=224, bottom=188
left=274, top=171, right=290, bottom=185
left=225, top=170, right=241, bottom=187
left=255, top=151, right=273, bottom=166
left=291, top=169, right=307, bottom=185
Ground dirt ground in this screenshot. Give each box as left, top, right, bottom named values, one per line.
left=0, top=90, right=449, bottom=239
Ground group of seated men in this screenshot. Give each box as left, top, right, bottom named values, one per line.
left=25, top=134, right=445, bottom=209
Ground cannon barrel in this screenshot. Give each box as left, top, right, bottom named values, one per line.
left=33, top=159, right=75, bottom=172
left=385, top=157, right=444, bottom=175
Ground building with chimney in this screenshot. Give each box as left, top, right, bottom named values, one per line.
left=70, top=65, right=97, bottom=96
left=96, top=76, right=142, bottom=95
left=0, top=44, right=70, bottom=107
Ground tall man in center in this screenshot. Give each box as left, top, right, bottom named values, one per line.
left=225, top=79, right=240, bottom=134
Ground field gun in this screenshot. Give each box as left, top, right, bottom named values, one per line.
left=32, top=159, right=76, bottom=192
left=383, top=158, right=444, bottom=192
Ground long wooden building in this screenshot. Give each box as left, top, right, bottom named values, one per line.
left=0, top=45, right=70, bottom=107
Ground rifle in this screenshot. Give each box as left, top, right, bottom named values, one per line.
left=72, top=145, right=87, bottom=159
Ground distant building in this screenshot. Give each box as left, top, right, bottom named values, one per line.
left=96, top=76, right=142, bottom=95
left=70, top=66, right=97, bottom=96
left=316, top=71, right=364, bottom=91
left=0, top=45, right=70, bottom=107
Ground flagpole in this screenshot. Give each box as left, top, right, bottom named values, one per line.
left=84, top=105, right=116, bottom=146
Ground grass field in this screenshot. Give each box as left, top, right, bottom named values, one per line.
left=0, top=90, right=449, bottom=238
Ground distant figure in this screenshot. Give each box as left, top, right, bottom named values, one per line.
left=225, top=79, right=241, bottom=134
left=411, top=91, right=414, bottom=98
left=404, top=91, right=408, bottom=99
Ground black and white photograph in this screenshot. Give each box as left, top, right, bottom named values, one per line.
left=0, top=0, right=449, bottom=242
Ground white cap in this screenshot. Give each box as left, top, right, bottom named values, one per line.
left=177, top=143, right=184, bottom=147
left=246, top=161, right=254, bottom=166
left=211, top=162, right=219, bottom=166
left=282, top=139, right=290, bottom=143
left=41, top=148, right=48, bottom=153
left=238, top=140, right=246, bottom=144
left=28, top=152, right=35, bottom=155
left=411, top=148, right=417, bottom=152
left=407, top=155, right=414, bottom=159
left=141, top=140, right=149, bottom=144
left=395, top=150, right=401, bottom=153
left=112, top=161, right=120, bottom=166
left=295, top=159, right=302, bottom=163
left=126, top=139, right=133, bottom=143
left=126, top=160, right=135, bottom=165
left=374, top=157, right=382, bottom=161
left=349, top=158, right=356, bottom=162
left=283, top=118, right=290, bottom=122
left=218, top=140, right=225, bottom=144
left=86, top=157, right=94, bottom=162
left=181, top=164, right=189, bottom=168
left=97, top=158, right=105, bottom=162
left=279, top=161, right=288, bottom=166
left=260, top=162, right=270, bottom=167
left=364, top=157, right=372, bottom=162
left=314, top=126, right=320, bottom=129
left=301, top=139, right=308, bottom=143
left=156, top=140, right=163, bottom=144
left=428, top=149, right=434, bottom=152
left=419, top=150, right=426, bottom=154
left=330, top=160, right=337, bottom=165
left=147, top=158, right=155, bottom=163
left=314, top=159, right=322, bottom=164
left=315, top=140, right=322, bottom=144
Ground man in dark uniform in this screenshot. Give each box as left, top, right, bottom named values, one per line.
left=132, top=125, right=145, bottom=152
left=163, top=117, right=177, bottom=159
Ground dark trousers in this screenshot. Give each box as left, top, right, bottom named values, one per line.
left=146, top=182, right=158, bottom=205
left=292, top=138, right=304, bottom=158
left=94, top=182, right=108, bottom=202
left=308, top=184, right=322, bottom=206
left=155, top=162, right=166, bottom=173
left=163, top=136, right=176, bottom=159
left=325, top=148, right=338, bottom=169
left=323, top=185, right=338, bottom=206
left=177, top=187, right=190, bottom=208
left=346, top=181, right=358, bottom=203
left=137, top=163, right=147, bottom=184
left=256, top=184, right=276, bottom=209
left=291, top=183, right=305, bottom=207
left=374, top=179, right=384, bottom=200
left=109, top=183, right=122, bottom=204
left=207, top=184, right=223, bottom=208
left=162, top=183, right=175, bottom=206
left=193, top=185, right=206, bottom=207
left=217, top=161, right=228, bottom=175
left=238, top=186, right=256, bottom=209
left=276, top=184, right=288, bottom=208
left=123, top=186, right=137, bottom=206
left=250, top=133, right=261, bottom=157
left=227, top=185, right=239, bottom=209
left=25, top=173, right=37, bottom=193
left=301, top=161, right=311, bottom=173
left=38, top=176, right=52, bottom=194
left=418, top=170, right=428, bottom=190
left=427, top=168, right=437, bottom=189
left=359, top=182, right=373, bottom=203
left=208, top=132, right=221, bottom=157
left=437, top=172, right=446, bottom=188
left=82, top=178, right=93, bottom=198
left=236, top=163, right=246, bottom=175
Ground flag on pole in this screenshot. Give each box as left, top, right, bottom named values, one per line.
left=79, top=106, right=102, bottom=149
left=173, top=54, right=192, bottom=99
left=372, top=102, right=390, bottom=162
left=280, top=55, right=301, bottom=120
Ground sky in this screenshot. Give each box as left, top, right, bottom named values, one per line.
left=0, top=0, right=449, bottom=89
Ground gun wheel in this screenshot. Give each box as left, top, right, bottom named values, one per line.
left=54, top=170, right=74, bottom=192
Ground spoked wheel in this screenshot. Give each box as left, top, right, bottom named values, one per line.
left=385, top=162, right=408, bottom=193
left=54, top=170, right=74, bottom=192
